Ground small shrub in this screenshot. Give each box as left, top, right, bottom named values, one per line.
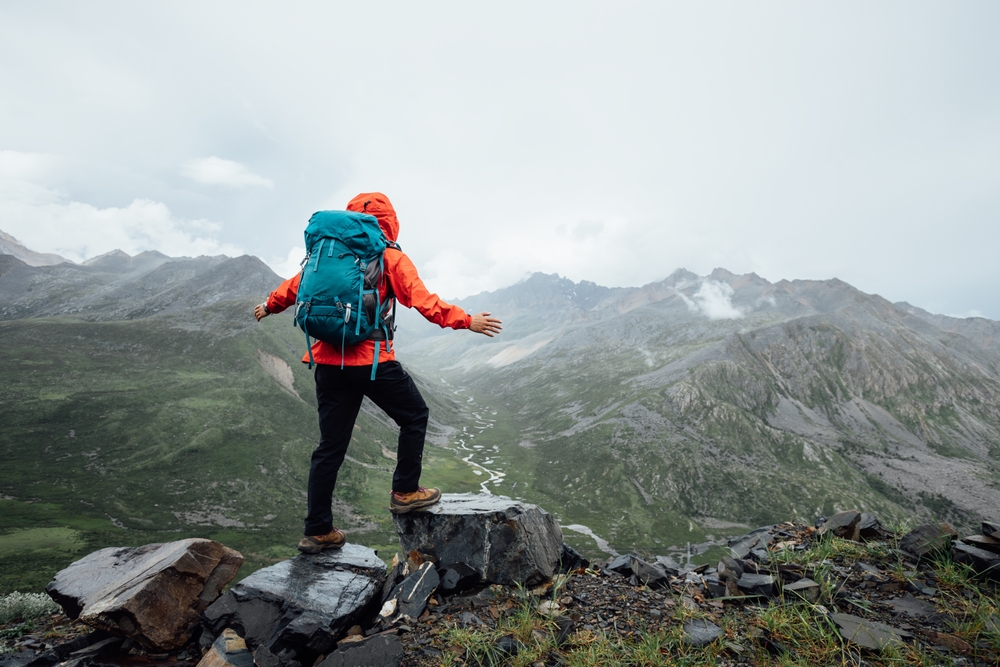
left=0, top=592, right=60, bottom=625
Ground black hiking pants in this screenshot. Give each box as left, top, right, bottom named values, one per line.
left=305, top=361, right=429, bottom=536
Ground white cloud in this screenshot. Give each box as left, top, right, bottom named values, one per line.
left=0, top=161, right=242, bottom=262
left=266, top=246, right=306, bottom=280
left=0, top=150, right=58, bottom=181
left=181, top=157, right=274, bottom=189
left=946, top=309, right=986, bottom=319
left=677, top=280, right=743, bottom=320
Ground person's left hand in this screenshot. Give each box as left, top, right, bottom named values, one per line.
left=254, top=303, right=270, bottom=321
left=470, top=312, right=502, bottom=337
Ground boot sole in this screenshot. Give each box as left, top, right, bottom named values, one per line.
left=389, top=497, right=441, bottom=514
left=297, top=540, right=345, bottom=554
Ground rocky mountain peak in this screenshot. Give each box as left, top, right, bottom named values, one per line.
left=0, top=228, right=73, bottom=267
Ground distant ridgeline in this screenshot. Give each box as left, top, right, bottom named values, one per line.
left=1, top=233, right=999, bottom=591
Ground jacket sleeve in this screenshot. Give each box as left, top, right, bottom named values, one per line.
left=386, top=250, right=472, bottom=329
left=265, top=273, right=300, bottom=314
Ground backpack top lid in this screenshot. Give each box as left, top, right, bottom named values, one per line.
left=304, top=210, right=386, bottom=258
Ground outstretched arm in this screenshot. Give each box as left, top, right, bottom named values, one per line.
left=255, top=274, right=300, bottom=321
left=469, top=312, right=503, bottom=337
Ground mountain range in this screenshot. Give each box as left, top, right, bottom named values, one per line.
left=1, top=228, right=998, bottom=588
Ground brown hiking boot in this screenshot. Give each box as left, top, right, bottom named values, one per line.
left=297, top=528, right=346, bottom=554
left=390, top=486, right=442, bottom=514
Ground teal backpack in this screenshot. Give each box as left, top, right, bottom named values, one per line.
left=293, top=210, right=398, bottom=378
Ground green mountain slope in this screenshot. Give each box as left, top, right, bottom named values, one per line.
left=394, top=271, right=1000, bottom=558
left=0, top=252, right=481, bottom=590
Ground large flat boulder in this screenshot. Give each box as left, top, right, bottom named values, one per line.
left=46, top=538, right=243, bottom=651
left=201, top=544, right=386, bottom=665
left=392, top=493, right=563, bottom=587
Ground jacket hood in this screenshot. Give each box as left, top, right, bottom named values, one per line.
left=346, top=192, right=399, bottom=242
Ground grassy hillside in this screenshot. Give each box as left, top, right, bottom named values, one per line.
left=0, top=304, right=482, bottom=591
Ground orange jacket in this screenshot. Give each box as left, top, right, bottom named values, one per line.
left=266, top=192, right=472, bottom=366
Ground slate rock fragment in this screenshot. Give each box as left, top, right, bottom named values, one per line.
left=557, top=543, right=589, bottom=573
left=983, top=521, right=1000, bottom=539
left=201, top=543, right=386, bottom=664
left=316, top=634, right=404, bottom=667
left=196, top=628, right=253, bottom=667
left=654, top=556, right=683, bottom=575
left=393, top=493, right=563, bottom=587
left=952, top=542, right=1000, bottom=581
left=628, top=555, right=670, bottom=588
left=830, top=613, right=906, bottom=650
left=783, top=578, right=820, bottom=602
left=737, top=573, right=775, bottom=597
left=857, top=513, right=888, bottom=541
left=46, top=538, right=243, bottom=651
left=606, top=554, right=633, bottom=576
left=818, top=510, right=861, bottom=541
left=683, top=619, right=722, bottom=646
left=899, top=523, right=957, bottom=560
left=961, top=535, right=1000, bottom=556
left=886, top=594, right=936, bottom=619
left=438, top=563, right=481, bottom=594
left=380, top=562, right=440, bottom=625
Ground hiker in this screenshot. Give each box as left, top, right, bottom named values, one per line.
left=254, top=192, right=502, bottom=553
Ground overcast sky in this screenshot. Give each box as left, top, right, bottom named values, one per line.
left=1, top=2, right=998, bottom=318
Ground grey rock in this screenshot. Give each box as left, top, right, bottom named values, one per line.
left=46, top=538, right=243, bottom=651
left=554, top=616, right=574, bottom=646
left=727, top=527, right=774, bottom=559
left=458, top=612, right=484, bottom=627
left=683, top=619, right=722, bottom=646
left=961, top=534, right=1000, bottom=555
left=55, top=636, right=124, bottom=667
left=886, top=594, right=936, bottom=618
left=782, top=578, right=820, bottom=602
left=818, top=510, right=861, bottom=541
left=702, top=574, right=726, bottom=598
left=737, top=573, right=775, bottom=597
left=715, top=556, right=743, bottom=581
left=899, top=523, right=957, bottom=560
left=557, top=542, right=589, bottom=573
left=654, top=556, right=683, bottom=575
left=952, top=542, right=1000, bottom=581
left=830, top=613, right=905, bottom=650
left=727, top=535, right=761, bottom=559
left=983, top=521, right=1000, bottom=539
left=438, top=563, right=481, bottom=593
left=857, top=513, right=887, bottom=541
left=496, top=635, right=524, bottom=657
left=201, top=544, right=386, bottom=663
left=380, top=555, right=407, bottom=604
left=629, top=555, right=670, bottom=588
left=606, top=554, right=633, bottom=576
left=196, top=628, right=253, bottom=667
left=383, top=562, right=440, bottom=624
left=393, top=493, right=563, bottom=587
left=316, top=634, right=403, bottom=667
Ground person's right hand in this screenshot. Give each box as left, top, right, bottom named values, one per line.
left=254, top=303, right=270, bottom=322
left=470, top=312, right=502, bottom=337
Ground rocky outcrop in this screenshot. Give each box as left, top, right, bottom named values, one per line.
left=45, top=538, right=243, bottom=651
left=201, top=544, right=386, bottom=666
left=392, top=493, right=563, bottom=587
left=196, top=628, right=253, bottom=667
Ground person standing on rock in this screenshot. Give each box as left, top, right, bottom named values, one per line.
left=254, top=192, right=502, bottom=553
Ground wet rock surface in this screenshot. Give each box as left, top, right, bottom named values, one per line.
left=317, top=633, right=404, bottom=667
left=392, top=493, right=563, bottom=587
left=45, top=538, right=243, bottom=651
left=201, top=543, right=386, bottom=666
left=6, top=508, right=1000, bottom=666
